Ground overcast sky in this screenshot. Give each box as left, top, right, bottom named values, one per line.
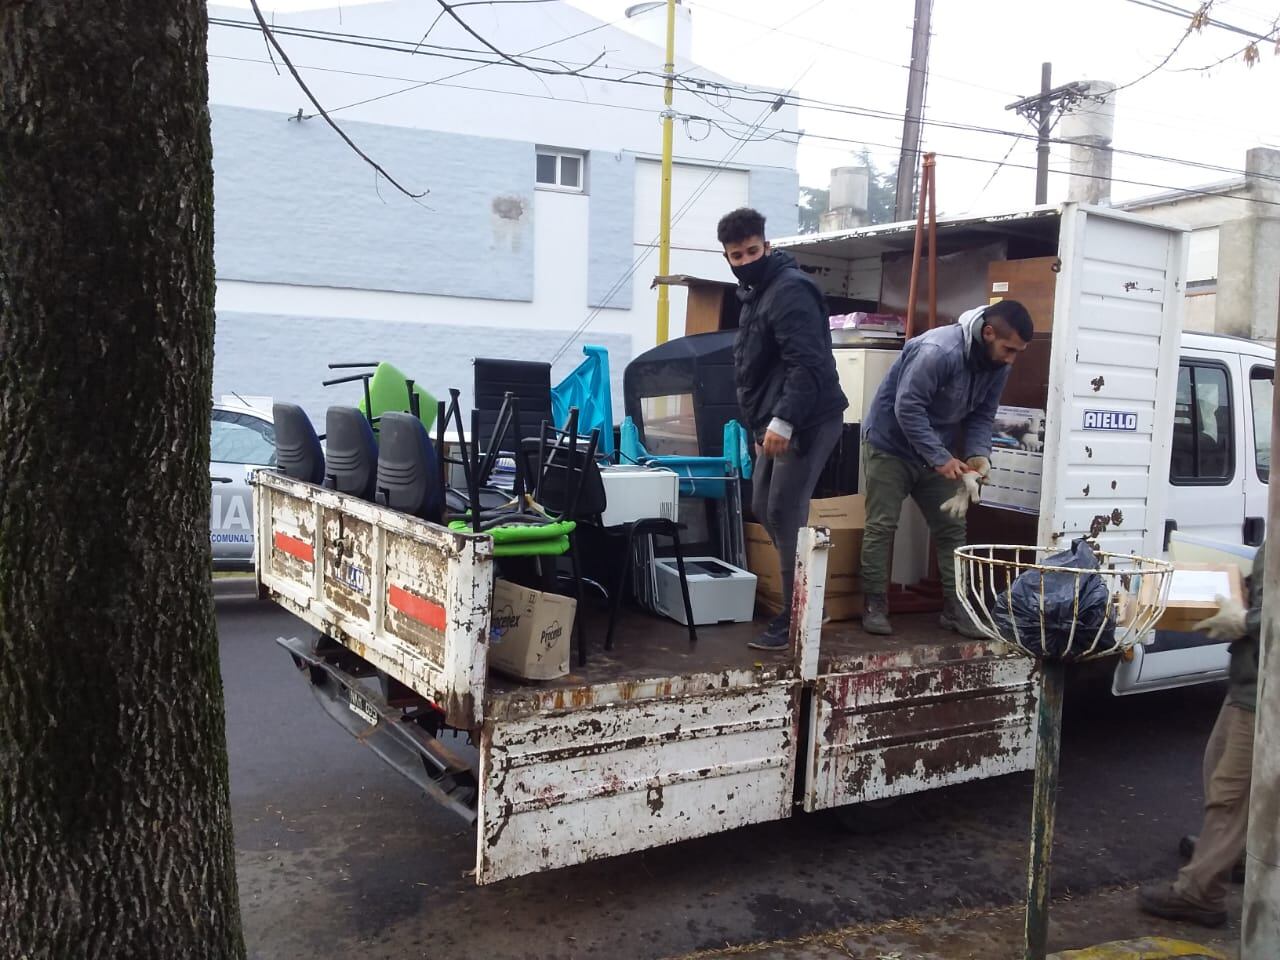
left=217, top=0, right=1279, bottom=214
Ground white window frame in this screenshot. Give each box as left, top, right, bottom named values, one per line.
left=535, top=148, right=585, bottom=193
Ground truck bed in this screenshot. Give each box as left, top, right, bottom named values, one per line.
left=483, top=606, right=1014, bottom=721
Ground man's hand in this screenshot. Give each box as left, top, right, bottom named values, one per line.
left=1193, top=595, right=1247, bottom=641
left=762, top=429, right=790, bottom=458
left=934, top=458, right=967, bottom=481
left=965, top=456, right=992, bottom=479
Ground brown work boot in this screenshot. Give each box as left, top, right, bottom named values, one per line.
left=940, top=596, right=989, bottom=640
left=862, top=593, right=892, bottom=635
left=1137, top=883, right=1228, bottom=928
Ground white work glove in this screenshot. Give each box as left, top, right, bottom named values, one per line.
left=966, top=456, right=991, bottom=479
left=940, top=469, right=984, bottom=519
left=1192, top=595, right=1247, bottom=641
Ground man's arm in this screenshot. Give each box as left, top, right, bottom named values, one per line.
left=893, top=346, right=955, bottom=468
left=960, top=369, right=1012, bottom=460
left=768, top=282, right=830, bottom=432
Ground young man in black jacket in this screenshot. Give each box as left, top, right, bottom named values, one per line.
left=719, top=207, right=848, bottom=650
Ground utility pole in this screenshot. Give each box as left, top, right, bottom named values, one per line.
left=1242, top=367, right=1280, bottom=955
left=893, top=0, right=932, bottom=221
left=655, top=0, right=677, bottom=344
left=1005, top=64, right=1092, bottom=205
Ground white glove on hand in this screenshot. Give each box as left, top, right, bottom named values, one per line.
left=941, top=470, right=984, bottom=519
left=1192, top=595, right=1247, bottom=641
left=966, top=456, right=991, bottom=479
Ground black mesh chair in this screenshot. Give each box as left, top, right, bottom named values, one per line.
left=474, top=358, right=551, bottom=458
left=375, top=412, right=444, bottom=522
left=272, top=402, right=325, bottom=485
left=323, top=406, right=378, bottom=500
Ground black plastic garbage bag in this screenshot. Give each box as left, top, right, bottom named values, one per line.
left=991, top=539, right=1117, bottom=659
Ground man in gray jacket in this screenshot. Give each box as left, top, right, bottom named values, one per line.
left=860, top=300, right=1032, bottom=637
left=1139, top=541, right=1265, bottom=927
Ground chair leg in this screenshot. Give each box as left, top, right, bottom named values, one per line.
left=606, top=527, right=635, bottom=651
left=669, top=524, right=698, bottom=645
left=569, top=535, right=588, bottom=668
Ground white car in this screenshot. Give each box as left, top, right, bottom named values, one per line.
left=210, top=396, right=275, bottom=572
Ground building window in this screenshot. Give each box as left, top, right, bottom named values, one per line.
left=1170, top=361, right=1234, bottom=485
left=536, top=149, right=584, bottom=192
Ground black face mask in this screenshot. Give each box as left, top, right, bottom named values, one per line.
left=731, top=254, right=770, bottom=288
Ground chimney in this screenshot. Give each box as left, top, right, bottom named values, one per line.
left=819, top=165, right=870, bottom=232
left=1061, top=81, right=1116, bottom=205
left=623, top=2, right=692, bottom=62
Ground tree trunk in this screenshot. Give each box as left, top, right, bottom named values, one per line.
left=0, top=2, right=244, bottom=957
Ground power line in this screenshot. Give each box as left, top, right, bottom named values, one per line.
left=245, top=0, right=428, bottom=200
left=1112, top=1, right=1216, bottom=93
left=547, top=66, right=813, bottom=363
left=682, top=0, right=1022, bottom=99
left=1126, top=0, right=1277, bottom=40
left=207, top=18, right=1280, bottom=187
left=695, top=115, right=1280, bottom=208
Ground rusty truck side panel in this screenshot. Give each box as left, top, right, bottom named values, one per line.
left=804, top=650, right=1038, bottom=811
left=477, top=681, right=801, bottom=884
left=255, top=471, right=494, bottom=729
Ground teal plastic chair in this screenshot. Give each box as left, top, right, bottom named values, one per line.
left=552, top=345, right=614, bottom=457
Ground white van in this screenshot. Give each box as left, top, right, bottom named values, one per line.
left=1113, top=333, right=1273, bottom=693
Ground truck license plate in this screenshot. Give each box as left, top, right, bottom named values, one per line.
left=347, top=688, right=379, bottom=726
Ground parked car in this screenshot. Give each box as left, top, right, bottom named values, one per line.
left=211, top=397, right=275, bottom=572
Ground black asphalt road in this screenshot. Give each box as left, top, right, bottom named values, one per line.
left=218, top=583, right=1225, bottom=960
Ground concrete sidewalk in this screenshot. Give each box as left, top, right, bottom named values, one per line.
left=668, top=885, right=1239, bottom=960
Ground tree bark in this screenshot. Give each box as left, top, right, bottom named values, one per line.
left=0, top=2, right=244, bottom=957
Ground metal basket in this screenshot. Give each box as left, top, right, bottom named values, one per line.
left=954, top=543, right=1175, bottom=662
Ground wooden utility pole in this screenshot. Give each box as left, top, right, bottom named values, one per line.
left=1006, top=64, right=1092, bottom=205
left=894, top=0, right=933, bottom=221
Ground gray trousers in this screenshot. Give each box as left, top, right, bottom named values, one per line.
left=751, top=416, right=844, bottom=617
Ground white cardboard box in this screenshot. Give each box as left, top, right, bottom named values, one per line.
left=489, top=579, right=576, bottom=680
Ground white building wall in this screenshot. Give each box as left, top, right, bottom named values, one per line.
left=206, top=0, right=798, bottom=404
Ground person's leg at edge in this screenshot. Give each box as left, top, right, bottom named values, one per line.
left=748, top=417, right=843, bottom=650
left=1139, top=700, right=1254, bottom=926
left=910, top=468, right=984, bottom=638
left=860, top=442, right=914, bottom=636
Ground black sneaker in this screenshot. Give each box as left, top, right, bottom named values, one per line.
left=748, top=613, right=790, bottom=651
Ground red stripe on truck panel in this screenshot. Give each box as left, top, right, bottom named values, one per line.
left=273, top=531, right=314, bottom=564
left=388, top=585, right=447, bottom=632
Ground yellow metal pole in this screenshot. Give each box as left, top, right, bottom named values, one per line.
left=655, top=0, right=677, bottom=344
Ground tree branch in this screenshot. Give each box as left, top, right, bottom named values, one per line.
left=432, top=0, right=606, bottom=76
left=248, top=0, right=428, bottom=200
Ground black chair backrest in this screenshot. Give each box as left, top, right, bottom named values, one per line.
left=474, top=358, right=551, bottom=455
left=324, top=406, right=378, bottom=500
left=530, top=411, right=605, bottom=521
left=272, top=402, right=325, bottom=485
left=376, top=412, right=443, bottom=522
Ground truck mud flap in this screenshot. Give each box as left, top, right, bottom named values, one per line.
left=277, top=635, right=479, bottom=823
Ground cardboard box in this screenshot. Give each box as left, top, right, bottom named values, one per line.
left=488, top=579, right=576, bottom=680
left=744, top=495, right=865, bottom=622
left=1137, top=562, right=1245, bottom=633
